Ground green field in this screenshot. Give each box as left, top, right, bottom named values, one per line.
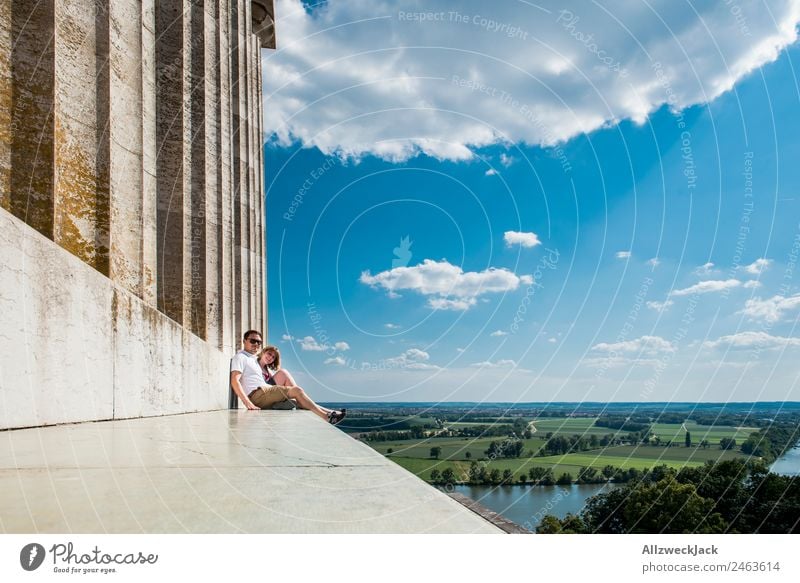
left=378, top=436, right=547, bottom=459
left=366, top=417, right=758, bottom=483
left=651, top=421, right=758, bottom=443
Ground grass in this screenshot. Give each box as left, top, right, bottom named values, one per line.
left=366, top=417, right=759, bottom=483
left=651, top=421, right=758, bottom=443
left=378, top=436, right=547, bottom=460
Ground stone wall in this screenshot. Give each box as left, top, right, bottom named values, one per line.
left=0, top=0, right=274, bottom=429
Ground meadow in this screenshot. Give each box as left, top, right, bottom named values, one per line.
left=365, top=416, right=758, bottom=483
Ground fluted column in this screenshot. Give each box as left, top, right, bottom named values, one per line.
left=108, top=0, right=147, bottom=296
left=3, top=1, right=56, bottom=239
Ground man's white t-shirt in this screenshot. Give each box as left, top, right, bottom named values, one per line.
left=230, top=350, right=265, bottom=394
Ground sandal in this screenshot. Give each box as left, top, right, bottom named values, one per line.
left=327, top=408, right=347, bottom=425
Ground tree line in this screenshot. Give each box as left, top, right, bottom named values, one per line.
left=537, top=460, right=800, bottom=533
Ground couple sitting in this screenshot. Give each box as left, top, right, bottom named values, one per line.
left=230, top=330, right=346, bottom=425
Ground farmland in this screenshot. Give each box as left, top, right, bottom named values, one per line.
left=357, top=414, right=759, bottom=484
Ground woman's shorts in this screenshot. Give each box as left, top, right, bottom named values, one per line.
left=248, top=385, right=292, bottom=409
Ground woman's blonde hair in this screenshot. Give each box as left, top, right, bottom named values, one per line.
left=258, top=345, right=281, bottom=370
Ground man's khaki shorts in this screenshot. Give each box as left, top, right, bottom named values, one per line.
left=249, top=386, right=293, bottom=409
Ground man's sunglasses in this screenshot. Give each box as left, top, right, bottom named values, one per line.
left=247, top=338, right=262, bottom=345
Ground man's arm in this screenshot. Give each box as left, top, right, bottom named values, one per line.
left=230, top=370, right=259, bottom=410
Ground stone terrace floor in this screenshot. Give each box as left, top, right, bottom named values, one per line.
left=0, top=410, right=502, bottom=533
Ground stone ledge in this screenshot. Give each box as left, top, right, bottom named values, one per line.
left=0, top=410, right=503, bottom=533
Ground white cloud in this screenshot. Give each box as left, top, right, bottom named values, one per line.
left=740, top=294, right=800, bottom=323
left=281, top=334, right=294, bottom=341
left=324, top=356, right=347, bottom=366
left=742, top=258, right=772, bottom=274
left=670, top=279, right=741, bottom=297
left=384, top=348, right=440, bottom=370
left=743, top=280, right=762, bottom=289
left=646, top=300, right=674, bottom=312
left=592, top=335, right=676, bottom=356
left=646, top=258, right=661, bottom=268
left=427, top=297, right=477, bottom=311
left=360, top=259, right=531, bottom=311
left=456, top=347, right=465, bottom=353
left=504, top=230, right=541, bottom=248
left=485, top=168, right=498, bottom=176
left=548, top=337, right=557, bottom=343
left=470, top=359, right=518, bottom=368
left=265, top=0, right=800, bottom=162
left=490, top=330, right=508, bottom=337
left=694, top=262, right=716, bottom=276
left=295, top=335, right=351, bottom=352
left=615, top=251, right=631, bottom=259
left=499, top=153, right=514, bottom=167
left=703, top=331, right=800, bottom=350
left=385, top=323, right=401, bottom=329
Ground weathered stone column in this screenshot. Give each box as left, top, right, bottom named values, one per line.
left=155, top=0, right=186, bottom=324
left=3, top=1, right=56, bottom=239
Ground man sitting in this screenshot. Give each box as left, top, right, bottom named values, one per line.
left=230, top=329, right=346, bottom=424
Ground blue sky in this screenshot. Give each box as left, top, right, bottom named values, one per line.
left=262, top=0, right=800, bottom=402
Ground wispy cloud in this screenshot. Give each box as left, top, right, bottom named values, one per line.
left=703, top=331, right=800, bottom=350
left=592, top=335, right=676, bottom=356
left=694, top=262, right=716, bottom=276
left=615, top=251, right=631, bottom=259
left=670, top=279, right=741, bottom=296
left=490, top=330, right=509, bottom=337
left=288, top=335, right=351, bottom=352
left=646, top=300, right=674, bottom=312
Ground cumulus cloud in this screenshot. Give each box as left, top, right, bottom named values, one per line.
left=740, top=294, right=800, bottom=323
left=504, top=230, right=541, bottom=248
left=592, top=335, right=676, bottom=356
left=742, top=258, right=773, bottom=274
left=615, top=251, right=631, bottom=259
left=485, top=168, right=498, bottom=176
left=670, top=279, right=741, bottom=297
left=324, top=356, right=347, bottom=366
left=360, top=259, right=532, bottom=310
left=265, top=0, right=800, bottom=162
left=703, top=331, right=800, bottom=350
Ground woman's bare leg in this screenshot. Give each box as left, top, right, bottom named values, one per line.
left=285, top=386, right=339, bottom=421
left=276, top=371, right=332, bottom=414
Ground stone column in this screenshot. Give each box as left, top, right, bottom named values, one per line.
left=155, top=0, right=186, bottom=324
left=3, top=1, right=56, bottom=239
left=107, top=0, right=147, bottom=297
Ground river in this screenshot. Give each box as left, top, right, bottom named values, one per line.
left=453, top=483, right=613, bottom=531
left=770, top=444, right=800, bottom=476
left=455, top=445, right=800, bottom=531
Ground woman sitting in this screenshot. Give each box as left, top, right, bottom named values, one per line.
left=258, top=345, right=346, bottom=424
